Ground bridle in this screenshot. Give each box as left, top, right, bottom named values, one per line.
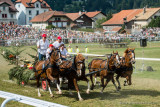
left=127, top=50, right=135, bottom=63
left=112, top=53, right=120, bottom=67
left=50, top=49, right=62, bottom=66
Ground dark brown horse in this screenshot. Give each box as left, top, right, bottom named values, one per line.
left=88, top=51, right=120, bottom=93
left=58, top=54, right=87, bottom=101
left=115, top=48, right=135, bottom=90
left=34, top=48, right=62, bottom=97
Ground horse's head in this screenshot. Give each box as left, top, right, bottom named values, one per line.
left=50, top=48, right=62, bottom=66
left=112, top=51, right=121, bottom=67
left=74, top=54, right=85, bottom=77
left=127, top=48, right=136, bottom=64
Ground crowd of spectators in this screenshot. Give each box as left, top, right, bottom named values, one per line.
left=0, top=23, right=160, bottom=46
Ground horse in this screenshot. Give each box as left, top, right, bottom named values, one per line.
left=58, top=54, right=86, bottom=101
left=74, top=54, right=90, bottom=94
left=115, top=48, right=135, bottom=90
left=88, top=51, right=120, bottom=93
left=34, top=48, right=62, bottom=97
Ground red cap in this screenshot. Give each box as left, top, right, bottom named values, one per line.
left=42, top=34, right=47, bottom=37
left=57, top=36, right=62, bottom=40
left=49, top=44, right=53, bottom=47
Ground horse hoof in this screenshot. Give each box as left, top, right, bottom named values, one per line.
left=56, top=91, right=62, bottom=95
left=79, top=98, right=84, bottom=101
left=86, top=90, right=90, bottom=94
left=118, top=86, right=121, bottom=90
left=38, top=94, right=41, bottom=97
left=50, top=94, right=54, bottom=97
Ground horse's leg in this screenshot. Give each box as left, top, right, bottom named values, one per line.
left=94, top=74, right=97, bottom=85
left=59, top=77, right=63, bottom=88
left=68, top=79, right=73, bottom=95
left=111, top=75, right=119, bottom=92
left=124, top=76, right=128, bottom=86
left=127, top=74, right=132, bottom=85
left=56, top=79, right=62, bottom=94
left=90, top=74, right=94, bottom=90
left=47, top=79, right=54, bottom=97
left=46, top=70, right=55, bottom=83
left=116, top=75, right=121, bottom=90
left=83, top=77, right=90, bottom=94
left=73, top=78, right=83, bottom=101
left=36, top=77, right=41, bottom=97
left=101, top=77, right=111, bottom=93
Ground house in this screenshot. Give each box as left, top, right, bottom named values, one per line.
left=30, top=11, right=70, bottom=29
left=15, top=0, right=51, bottom=25
left=0, top=0, right=18, bottom=24
left=66, top=11, right=93, bottom=29
left=102, top=9, right=143, bottom=31
left=31, top=11, right=93, bottom=29
left=132, top=8, right=160, bottom=29
left=102, top=7, right=160, bottom=33
left=85, top=11, right=106, bottom=28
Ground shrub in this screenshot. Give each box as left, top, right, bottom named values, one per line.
left=46, top=25, right=55, bottom=29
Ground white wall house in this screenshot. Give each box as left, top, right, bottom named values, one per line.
left=15, top=0, right=51, bottom=26
left=132, top=8, right=160, bottom=29
left=0, top=0, right=18, bottom=24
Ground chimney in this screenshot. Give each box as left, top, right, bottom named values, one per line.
left=79, top=11, right=82, bottom=15
left=123, top=17, right=127, bottom=23
left=143, top=7, right=146, bottom=15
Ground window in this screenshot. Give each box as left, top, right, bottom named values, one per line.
left=29, top=10, right=32, bottom=15
left=36, top=10, right=39, bottom=15
left=36, top=4, right=39, bottom=8
left=2, top=14, right=7, bottom=18
left=3, top=6, right=5, bottom=11
left=29, top=17, right=32, bottom=21
left=11, top=14, right=13, bottom=18
left=55, top=18, right=61, bottom=21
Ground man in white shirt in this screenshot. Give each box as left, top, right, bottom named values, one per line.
left=37, top=34, right=49, bottom=61
left=52, top=36, right=64, bottom=49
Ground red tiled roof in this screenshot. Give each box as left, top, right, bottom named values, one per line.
left=0, top=0, right=17, bottom=12
left=30, top=11, right=66, bottom=22
left=85, top=11, right=102, bottom=18
left=16, top=0, right=50, bottom=8
left=65, top=13, right=84, bottom=21
left=102, top=9, right=143, bottom=25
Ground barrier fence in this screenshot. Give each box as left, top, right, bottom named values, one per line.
left=1, top=36, right=160, bottom=46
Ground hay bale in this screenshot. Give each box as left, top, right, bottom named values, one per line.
left=146, top=66, right=154, bottom=72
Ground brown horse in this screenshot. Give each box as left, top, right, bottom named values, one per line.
left=34, top=48, right=62, bottom=97
left=88, top=51, right=120, bottom=93
left=115, top=48, right=135, bottom=90
left=75, top=54, right=90, bottom=94
left=58, top=54, right=86, bottom=101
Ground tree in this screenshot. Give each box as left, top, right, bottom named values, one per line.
left=95, top=17, right=107, bottom=28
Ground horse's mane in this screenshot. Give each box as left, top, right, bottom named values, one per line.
left=124, top=48, right=129, bottom=53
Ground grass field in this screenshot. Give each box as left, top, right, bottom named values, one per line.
left=0, top=42, right=160, bottom=107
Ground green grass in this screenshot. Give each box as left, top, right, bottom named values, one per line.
left=0, top=42, right=160, bottom=107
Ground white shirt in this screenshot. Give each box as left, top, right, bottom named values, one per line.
left=60, top=48, right=68, bottom=56
left=46, top=48, right=52, bottom=59
left=37, top=39, right=49, bottom=55
left=52, top=41, right=64, bottom=49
